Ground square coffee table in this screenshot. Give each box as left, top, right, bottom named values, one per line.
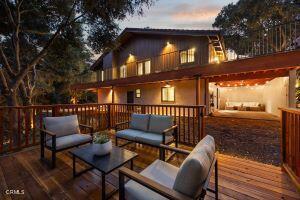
left=69, top=144, right=138, bottom=199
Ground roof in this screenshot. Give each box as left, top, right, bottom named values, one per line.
left=90, top=28, right=222, bottom=70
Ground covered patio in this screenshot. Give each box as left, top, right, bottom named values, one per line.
left=0, top=137, right=299, bottom=200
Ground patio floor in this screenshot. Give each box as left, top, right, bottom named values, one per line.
left=0, top=139, right=299, bottom=200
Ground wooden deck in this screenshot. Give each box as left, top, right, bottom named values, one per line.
left=0, top=141, right=299, bottom=200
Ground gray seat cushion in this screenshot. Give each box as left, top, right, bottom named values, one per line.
left=148, top=115, right=173, bottom=134
left=125, top=159, right=179, bottom=200
left=173, top=135, right=215, bottom=198
left=116, top=129, right=146, bottom=141
left=44, top=115, right=80, bottom=137
left=136, top=133, right=174, bottom=146
left=46, top=134, right=92, bottom=150
left=129, top=114, right=150, bottom=131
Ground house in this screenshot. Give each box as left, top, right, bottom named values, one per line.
left=72, top=27, right=300, bottom=117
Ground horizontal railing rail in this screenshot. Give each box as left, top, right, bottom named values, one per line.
left=225, top=20, right=300, bottom=60
left=279, top=107, right=300, bottom=191
left=0, top=103, right=205, bottom=154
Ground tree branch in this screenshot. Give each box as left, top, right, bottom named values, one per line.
left=14, top=0, right=22, bottom=72
left=0, top=68, right=9, bottom=93
left=0, top=44, right=16, bottom=77
left=11, top=0, right=77, bottom=91
left=2, top=0, right=16, bottom=27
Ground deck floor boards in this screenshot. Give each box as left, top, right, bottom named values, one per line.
left=0, top=141, right=299, bottom=200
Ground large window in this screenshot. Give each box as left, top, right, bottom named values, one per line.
left=137, top=60, right=151, bottom=76
left=161, top=87, right=175, bottom=102
left=180, top=48, right=195, bottom=64
left=120, top=65, right=127, bottom=78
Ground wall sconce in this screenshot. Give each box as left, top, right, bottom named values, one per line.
left=214, top=56, right=220, bottom=64
left=165, top=82, right=171, bottom=88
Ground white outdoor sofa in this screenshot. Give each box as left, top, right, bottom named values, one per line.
left=119, top=135, right=218, bottom=200
left=115, top=113, right=178, bottom=148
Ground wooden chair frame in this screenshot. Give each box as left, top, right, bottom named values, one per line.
left=40, top=124, right=94, bottom=168
left=119, top=144, right=218, bottom=200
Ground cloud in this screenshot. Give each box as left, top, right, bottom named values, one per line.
left=170, top=3, right=221, bottom=22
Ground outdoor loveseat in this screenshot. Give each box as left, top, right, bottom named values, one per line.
left=40, top=115, right=94, bottom=168
left=119, top=135, right=218, bottom=200
left=115, top=113, right=178, bottom=148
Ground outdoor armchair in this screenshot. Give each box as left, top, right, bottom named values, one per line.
left=40, top=115, right=94, bottom=168
left=119, top=135, right=218, bottom=200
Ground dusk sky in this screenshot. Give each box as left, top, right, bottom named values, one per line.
left=119, top=0, right=239, bottom=30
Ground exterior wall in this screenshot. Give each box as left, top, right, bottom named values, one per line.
left=99, top=35, right=210, bottom=80
left=263, top=77, right=289, bottom=116
left=110, top=79, right=197, bottom=105
left=97, top=88, right=113, bottom=103
left=289, top=69, right=297, bottom=108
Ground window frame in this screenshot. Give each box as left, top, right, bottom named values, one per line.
left=161, top=87, right=175, bottom=102
left=180, top=48, right=196, bottom=65
left=136, top=59, right=151, bottom=76
left=135, top=89, right=141, bottom=98
left=120, top=65, right=127, bottom=78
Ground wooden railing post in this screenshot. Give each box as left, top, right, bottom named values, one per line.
left=197, top=106, right=205, bottom=141
left=107, top=104, right=111, bottom=129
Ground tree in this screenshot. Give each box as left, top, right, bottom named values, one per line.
left=213, top=0, right=300, bottom=55
left=0, top=0, right=153, bottom=106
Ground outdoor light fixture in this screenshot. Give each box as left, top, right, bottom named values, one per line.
left=166, top=41, right=171, bottom=46
left=214, top=56, right=220, bottom=64
left=165, top=82, right=171, bottom=88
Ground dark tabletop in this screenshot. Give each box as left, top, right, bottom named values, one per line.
left=69, top=144, right=138, bottom=174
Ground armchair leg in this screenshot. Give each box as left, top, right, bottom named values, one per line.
left=52, top=150, right=56, bottom=169
left=215, top=160, right=218, bottom=200
left=119, top=172, right=125, bottom=200
left=40, top=133, right=44, bottom=159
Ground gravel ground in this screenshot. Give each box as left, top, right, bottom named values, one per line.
left=205, top=116, right=281, bottom=166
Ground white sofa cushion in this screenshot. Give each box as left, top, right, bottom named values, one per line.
left=243, top=102, right=260, bottom=107
left=129, top=114, right=150, bottom=131
left=173, top=135, right=215, bottom=198
left=226, top=102, right=242, bottom=107
left=116, top=129, right=146, bottom=141
left=46, top=134, right=92, bottom=150
left=125, top=159, right=179, bottom=200
left=44, top=115, right=80, bottom=137
left=136, top=133, right=174, bottom=146
left=148, top=115, right=173, bottom=134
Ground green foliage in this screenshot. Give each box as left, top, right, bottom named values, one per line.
left=93, top=131, right=110, bottom=144
left=213, top=0, right=299, bottom=35
left=0, top=0, right=154, bottom=105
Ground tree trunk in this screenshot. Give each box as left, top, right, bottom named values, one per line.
left=5, top=92, right=19, bottom=148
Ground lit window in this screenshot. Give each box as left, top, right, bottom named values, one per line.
left=137, top=60, right=151, bottom=75
left=161, top=87, right=175, bottom=102
left=180, top=51, right=187, bottom=64
left=135, top=89, right=141, bottom=98
left=137, top=63, right=143, bottom=76
left=145, top=60, right=151, bottom=74
left=180, top=48, right=195, bottom=64
left=120, top=65, right=127, bottom=78
left=101, top=70, right=104, bottom=81
left=188, top=48, right=195, bottom=62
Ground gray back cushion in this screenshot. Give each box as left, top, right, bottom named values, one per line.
left=173, top=135, right=215, bottom=198
left=148, top=115, right=173, bottom=134
left=44, top=115, right=80, bottom=137
left=129, top=114, right=150, bottom=131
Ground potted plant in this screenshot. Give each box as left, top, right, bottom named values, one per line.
left=92, top=131, right=112, bottom=156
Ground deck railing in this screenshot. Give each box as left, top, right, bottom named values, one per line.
left=280, top=107, right=300, bottom=190
left=225, top=20, right=300, bottom=60
left=0, top=103, right=205, bottom=154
